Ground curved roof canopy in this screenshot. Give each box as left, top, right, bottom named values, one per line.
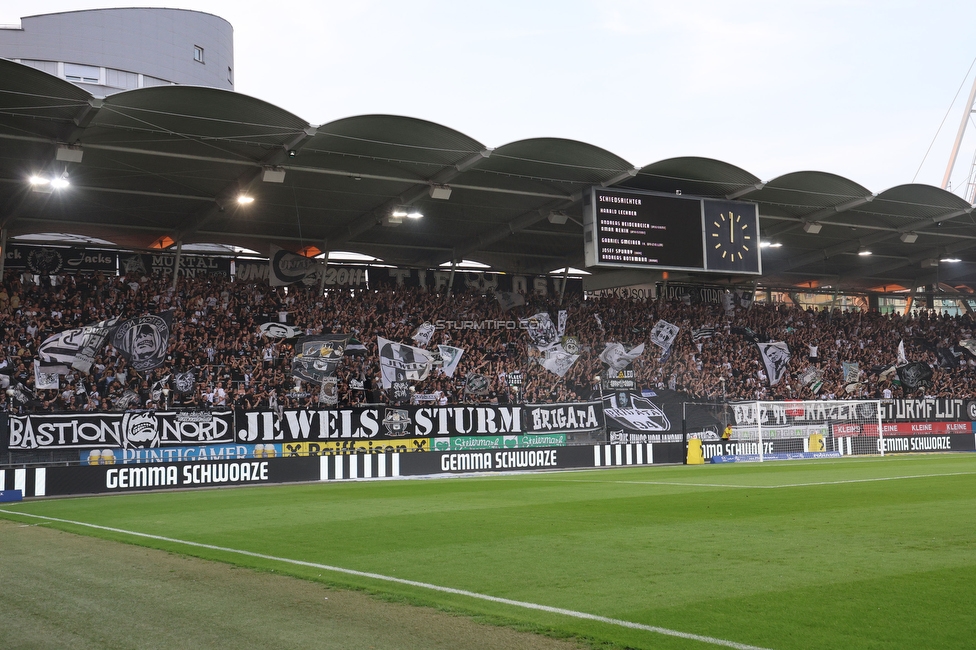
left=1, top=58, right=975, bottom=291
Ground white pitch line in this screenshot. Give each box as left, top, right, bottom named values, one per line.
left=540, top=470, right=976, bottom=490
left=0, top=508, right=774, bottom=650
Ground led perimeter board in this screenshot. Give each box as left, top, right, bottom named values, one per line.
left=583, top=187, right=762, bottom=274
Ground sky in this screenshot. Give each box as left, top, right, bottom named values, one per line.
left=4, top=1, right=976, bottom=198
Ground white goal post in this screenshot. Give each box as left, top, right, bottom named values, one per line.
left=725, top=400, right=884, bottom=460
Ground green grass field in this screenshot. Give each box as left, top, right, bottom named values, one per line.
left=2, top=454, right=976, bottom=649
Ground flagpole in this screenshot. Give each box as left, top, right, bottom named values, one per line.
left=318, top=241, right=329, bottom=294
left=447, top=255, right=457, bottom=299
left=171, top=240, right=182, bottom=293
left=0, top=227, right=6, bottom=281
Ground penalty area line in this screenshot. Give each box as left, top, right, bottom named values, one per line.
left=0, top=508, right=774, bottom=650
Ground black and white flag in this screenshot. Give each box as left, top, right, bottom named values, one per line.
left=174, top=371, right=195, bottom=394
left=798, top=366, right=824, bottom=393
left=72, top=317, right=120, bottom=374
left=464, top=372, right=491, bottom=396
left=38, top=328, right=84, bottom=373
left=897, top=361, right=933, bottom=392
left=494, top=291, right=525, bottom=312
left=318, top=376, right=339, bottom=406
left=269, top=244, right=320, bottom=287
left=756, top=341, right=791, bottom=386
left=650, top=320, right=679, bottom=354
left=599, top=342, right=645, bottom=372
left=520, top=313, right=559, bottom=348
left=33, top=360, right=60, bottom=390
left=259, top=322, right=302, bottom=339
left=692, top=326, right=716, bottom=342
left=345, top=337, right=367, bottom=356
left=897, top=339, right=908, bottom=367
left=377, top=337, right=433, bottom=388
left=437, top=344, right=464, bottom=378
left=959, top=339, right=976, bottom=359
left=292, top=334, right=349, bottom=383
left=540, top=348, right=579, bottom=377
left=411, top=321, right=436, bottom=347
left=112, top=311, right=174, bottom=373
left=557, top=310, right=567, bottom=338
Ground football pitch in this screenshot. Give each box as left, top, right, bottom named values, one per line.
left=2, top=454, right=976, bottom=649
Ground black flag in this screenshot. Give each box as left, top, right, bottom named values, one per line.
left=897, top=362, right=933, bottom=392
left=112, top=311, right=173, bottom=373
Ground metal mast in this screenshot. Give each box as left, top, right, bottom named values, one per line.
left=942, top=72, right=976, bottom=201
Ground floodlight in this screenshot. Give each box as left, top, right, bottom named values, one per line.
left=900, top=232, right=918, bottom=243
left=56, top=144, right=83, bottom=163
left=262, top=167, right=286, bottom=183
left=857, top=247, right=872, bottom=256
left=548, top=211, right=569, bottom=225
left=429, top=184, right=452, bottom=200
left=802, top=222, right=822, bottom=234
left=237, top=195, right=254, bottom=205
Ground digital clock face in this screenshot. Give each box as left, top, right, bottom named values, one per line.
left=702, top=200, right=761, bottom=274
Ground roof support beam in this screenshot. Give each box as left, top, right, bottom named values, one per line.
left=726, top=182, right=765, bottom=200
left=783, top=205, right=974, bottom=271
left=172, top=127, right=318, bottom=242
left=324, top=148, right=493, bottom=250
left=417, top=199, right=575, bottom=268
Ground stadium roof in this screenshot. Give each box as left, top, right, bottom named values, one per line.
left=2, top=58, right=976, bottom=293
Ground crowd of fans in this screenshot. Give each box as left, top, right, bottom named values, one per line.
left=1, top=268, right=974, bottom=414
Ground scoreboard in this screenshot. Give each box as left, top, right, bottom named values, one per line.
left=583, top=187, right=762, bottom=275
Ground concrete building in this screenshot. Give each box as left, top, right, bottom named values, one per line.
left=0, top=8, right=233, bottom=96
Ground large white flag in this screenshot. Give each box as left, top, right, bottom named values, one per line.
left=757, top=341, right=791, bottom=386
left=38, top=328, right=84, bottom=374
left=438, top=344, right=464, bottom=378
left=377, top=337, right=434, bottom=388
left=599, top=342, right=645, bottom=372
left=411, top=321, right=436, bottom=347
left=33, top=360, right=60, bottom=390
left=650, top=320, right=679, bottom=352
left=269, top=244, right=320, bottom=286
left=540, top=348, right=579, bottom=377
left=897, top=339, right=908, bottom=366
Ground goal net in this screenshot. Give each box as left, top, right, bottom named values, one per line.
left=718, top=400, right=884, bottom=461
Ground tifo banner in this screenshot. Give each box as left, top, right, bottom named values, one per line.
left=523, top=402, right=604, bottom=434
left=235, top=260, right=368, bottom=287
left=880, top=399, right=976, bottom=422
left=2, top=244, right=117, bottom=275
left=119, top=252, right=230, bottom=277
left=6, top=411, right=234, bottom=450
left=731, top=401, right=880, bottom=427
left=235, top=405, right=524, bottom=441
left=235, top=403, right=607, bottom=443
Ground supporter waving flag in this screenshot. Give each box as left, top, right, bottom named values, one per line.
left=111, top=311, right=174, bottom=373
left=897, top=361, right=933, bottom=392
left=72, top=316, right=120, bottom=373
left=38, top=328, right=84, bottom=374
left=438, top=344, right=464, bottom=378
left=520, top=313, right=558, bottom=348
left=756, top=341, right=791, bottom=386
left=411, top=321, right=436, bottom=347
left=377, top=337, right=433, bottom=388
left=291, top=334, right=349, bottom=383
